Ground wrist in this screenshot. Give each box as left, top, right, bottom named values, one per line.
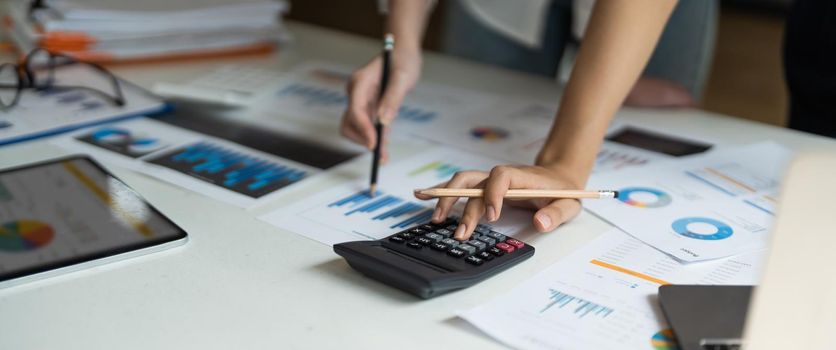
left=536, top=152, right=592, bottom=188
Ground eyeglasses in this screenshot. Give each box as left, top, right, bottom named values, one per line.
left=0, top=48, right=126, bottom=111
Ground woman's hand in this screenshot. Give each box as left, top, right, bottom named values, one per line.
left=340, top=48, right=422, bottom=162
left=414, top=165, right=585, bottom=241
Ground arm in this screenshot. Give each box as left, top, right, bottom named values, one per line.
left=537, top=0, right=678, bottom=184
left=422, top=0, right=678, bottom=240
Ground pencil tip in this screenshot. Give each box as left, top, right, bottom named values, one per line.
left=369, top=184, right=377, bottom=197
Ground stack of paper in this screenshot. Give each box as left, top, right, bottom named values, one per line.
left=2, top=0, right=288, bottom=62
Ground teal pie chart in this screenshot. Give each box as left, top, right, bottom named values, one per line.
left=671, top=217, right=733, bottom=240
left=618, top=187, right=672, bottom=208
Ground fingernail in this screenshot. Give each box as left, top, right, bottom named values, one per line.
left=536, top=214, right=552, bottom=230
left=486, top=205, right=497, bottom=222
left=454, top=223, right=467, bottom=240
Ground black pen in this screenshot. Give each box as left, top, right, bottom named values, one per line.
left=369, top=33, right=394, bottom=197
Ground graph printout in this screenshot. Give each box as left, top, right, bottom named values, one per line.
left=585, top=142, right=792, bottom=262
left=53, top=118, right=319, bottom=208
left=460, top=228, right=765, bottom=350
left=254, top=62, right=495, bottom=137
left=258, top=147, right=533, bottom=246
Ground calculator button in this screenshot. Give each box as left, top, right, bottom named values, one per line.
left=388, top=236, right=406, bottom=244
left=434, top=229, right=453, bottom=238
left=466, top=240, right=487, bottom=252
left=474, top=225, right=491, bottom=235
left=447, top=248, right=466, bottom=258
left=399, top=232, right=417, bottom=240
left=407, top=242, right=423, bottom=250
left=457, top=244, right=477, bottom=255
left=410, top=228, right=427, bottom=235
left=505, top=239, right=525, bottom=249
left=488, top=247, right=505, bottom=256
left=487, top=231, right=506, bottom=242
left=415, top=237, right=433, bottom=246
left=495, top=242, right=515, bottom=253
left=441, top=238, right=460, bottom=247
left=476, top=235, right=496, bottom=246
left=465, top=256, right=484, bottom=266
left=420, top=224, right=436, bottom=230
left=446, top=225, right=458, bottom=231
left=431, top=243, right=450, bottom=251
left=477, top=251, right=495, bottom=261
left=425, top=233, right=443, bottom=242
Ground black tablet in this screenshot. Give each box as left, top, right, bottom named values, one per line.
left=0, top=155, right=188, bottom=288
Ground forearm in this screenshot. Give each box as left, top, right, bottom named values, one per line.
left=386, top=0, right=434, bottom=52
left=537, top=0, right=677, bottom=185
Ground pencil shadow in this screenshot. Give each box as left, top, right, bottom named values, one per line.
left=309, top=258, right=420, bottom=304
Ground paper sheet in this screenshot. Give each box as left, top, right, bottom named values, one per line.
left=584, top=142, right=792, bottom=262
left=52, top=118, right=319, bottom=208
left=460, top=229, right=765, bottom=350
left=250, top=62, right=496, bottom=136
left=406, top=99, right=707, bottom=170
left=0, top=65, right=165, bottom=145
left=251, top=62, right=712, bottom=173
left=258, top=147, right=535, bottom=246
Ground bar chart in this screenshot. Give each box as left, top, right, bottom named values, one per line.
left=148, top=141, right=308, bottom=198
left=275, top=82, right=438, bottom=124
left=328, top=191, right=434, bottom=230
left=540, top=289, right=615, bottom=319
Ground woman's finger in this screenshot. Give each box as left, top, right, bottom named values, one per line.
left=456, top=194, right=486, bottom=241
left=532, top=199, right=582, bottom=232
left=344, top=62, right=380, bottom=149
left=432, top=171, right=486, bottom=223
left=482, top=165, right=518, bottom=222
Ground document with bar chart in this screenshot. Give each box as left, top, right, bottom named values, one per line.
left=52, top=118, right=319, bottom=208
left=253, top=62, right=496, bottom=136
left=258, top=147, right=532, bottom=246
left=584, top=142, right=792, bottom=262
left=460, top=228, right=765, bottom=350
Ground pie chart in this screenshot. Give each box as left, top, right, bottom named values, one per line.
left=0, top=220, right=55, bottom=252
left=470, top=126, right=509, bottom=142
left=650, top=329, right=680, bottom=350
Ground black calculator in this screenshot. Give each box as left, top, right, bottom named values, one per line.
left=334, top=217, right=534, bottom=299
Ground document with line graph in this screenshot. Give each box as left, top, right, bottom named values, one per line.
left=258, top=147, right=533, bottom=246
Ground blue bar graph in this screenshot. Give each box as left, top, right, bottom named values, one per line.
left=372, top=202, right=424, bottom=221
left=328, top=191, right=379, bottom=207
left=540, top=289, right=615, bottom=319
left=277, top=83, right=437, bottom=124
left=147, top=141, right=307, bottom=198
left=346, top=195, right=402, bottom=215
left=327, top=191, right=434, bottom=229
left=390, top=209, right=434, bottom=229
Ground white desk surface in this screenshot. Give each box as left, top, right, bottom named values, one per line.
left=2, top=21, right=836, bottom=350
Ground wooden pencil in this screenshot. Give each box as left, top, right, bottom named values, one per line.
left=414, top=188, right=620, bottom=199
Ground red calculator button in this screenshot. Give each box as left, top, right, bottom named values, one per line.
left=505, top=239, right=525, bottom=249
left=495, top=242, right=515, bottom=253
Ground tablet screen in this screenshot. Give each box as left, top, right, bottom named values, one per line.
left=0, top=156, right=187, bottom=283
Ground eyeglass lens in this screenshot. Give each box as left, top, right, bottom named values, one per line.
left=0, top=64, right=21, bottom=108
